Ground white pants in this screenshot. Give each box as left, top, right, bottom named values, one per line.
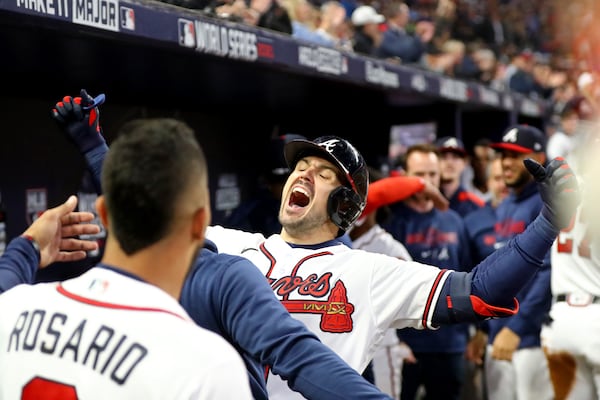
left=372, top=330, right=406, bottom=399
left=485, top=345, right=553, bottom=400
left=541, top=302, right=600, bottom=399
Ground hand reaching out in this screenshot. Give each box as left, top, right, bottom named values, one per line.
left=22, top=195, right=101, bottom=268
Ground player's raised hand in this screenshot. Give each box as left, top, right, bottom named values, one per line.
left=524, top=157, right=580, bottom=230
left=22, top=195, right=100, bottom=268
left=51, top=88, right=107, bottom=153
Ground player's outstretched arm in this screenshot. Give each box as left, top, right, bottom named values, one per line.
left=182, top=248, right=392, bottom=400
left=0, top=195, right=100, bottom=293
left=52, top=89, right=108, bottom=194
left=432, top=158, right=580, bottom=324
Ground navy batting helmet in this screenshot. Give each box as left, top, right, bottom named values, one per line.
left=284, top=135, right=368, bottom=232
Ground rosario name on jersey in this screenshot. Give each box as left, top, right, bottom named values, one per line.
left=0, top=267, right=251, bottom=399
left=208, top=226, right=451, bottom=400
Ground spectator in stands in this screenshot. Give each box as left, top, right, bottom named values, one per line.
left=315, top=1, right=350, bottom=49
left=350, top=5, right=384, bottom=56
left=282, top=0, right=335, bottom=46
left=383, top=143, right=472, bottom=400
left=435, top=136, right=484, bottom=217
left=374, top=1, right=434, bottom=64
left=216, top=0, right=292, bottom=33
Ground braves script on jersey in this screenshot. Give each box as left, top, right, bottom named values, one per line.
left=208, top=226, right=451, bottom=400
left=0, top=267, right=251, bottom=399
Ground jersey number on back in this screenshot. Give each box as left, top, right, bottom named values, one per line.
left=22, top=377, right=78, bottom=400
left=557, top=213, right=592, bottom=259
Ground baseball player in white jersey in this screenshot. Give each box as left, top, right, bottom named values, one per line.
left=207, top=135, right=580, bottom=400
left=542, top=137, right=600, bottom=399
left=0, top=118, right=251, bottom=399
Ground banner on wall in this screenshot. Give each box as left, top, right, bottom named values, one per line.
left=25, top=188, right=47, bottom=226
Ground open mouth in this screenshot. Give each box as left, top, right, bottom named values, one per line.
left=289, top=188, right=310, bottom=208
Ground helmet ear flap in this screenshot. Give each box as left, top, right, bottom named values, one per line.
left=328, top=186, right=364, bottom=233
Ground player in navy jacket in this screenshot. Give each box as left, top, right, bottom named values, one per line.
left=484, top=125, right=555, bottom=400
left=465, top=156, right=509, bottom=264
left=383, top=143, right=472, bottom=400
left=435, top=136, right=485, bottom=217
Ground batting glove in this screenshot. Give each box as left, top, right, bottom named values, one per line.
left=52, top=89, right=106, bottom=154
left=524, top=157, right=581, bottom=230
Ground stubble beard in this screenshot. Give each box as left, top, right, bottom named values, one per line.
left=279, top=208, right=329, bottom=237
left=506, top=169, right=532, bottom=189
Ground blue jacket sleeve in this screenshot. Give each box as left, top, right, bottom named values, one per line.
left=468, top=214, right=557, bottom=306
left=433, top=214, right=558, bottom=324
left=183, top=251, right=390, bottom=400
left=0, top=237, right=40, bottom=293
left=84, top=143, right=109, bottom=195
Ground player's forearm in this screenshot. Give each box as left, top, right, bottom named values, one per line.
left=83, top=143, right=109, bottom=195
left=0, top=237, right=39, bottom=293
left=469, top=213, right=557, bottom=305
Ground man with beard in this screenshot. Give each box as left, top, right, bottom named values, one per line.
left=483, top=124, right=554, bottom=400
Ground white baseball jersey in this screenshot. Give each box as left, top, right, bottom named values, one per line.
left=542, top=205, right=600, bottom=399
left=352, top=223, right=413, bottom=399
left=551, top=206, right=600, bottom=296
left=0, top=267, right=252, bottom=400
left=208, top=225, right=451, bottom=400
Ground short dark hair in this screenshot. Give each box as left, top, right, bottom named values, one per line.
left=397, top=143, right=439, bottom=171
left=102, top=118, right=207, bottom=254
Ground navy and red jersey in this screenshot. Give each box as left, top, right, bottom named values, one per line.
left=383, top=203, right=471, bottom=353
left=464, top=201, right=501, bottom=264
left=487, top=181, right=551, bottom=349
left=448, top=185, right=485, bottom=218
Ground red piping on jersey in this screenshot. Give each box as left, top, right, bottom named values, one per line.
left=421, top=269, right=447, bottom=329
left=56, top=284, right=186, bottom=320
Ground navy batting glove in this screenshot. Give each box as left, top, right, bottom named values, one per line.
left=52, top=89, right=106, bottom=154
left=524, top=157, right=581, bottom=230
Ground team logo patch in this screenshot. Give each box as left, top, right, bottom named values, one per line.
left=178, top=18, right=196, bottom=48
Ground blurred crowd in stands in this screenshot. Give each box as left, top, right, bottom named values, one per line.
left=161, top=0, right=600, bottom=130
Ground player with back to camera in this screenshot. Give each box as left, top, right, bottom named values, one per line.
left=48, top=90, right=580, bottom=400
left=0, top=90, right=397, bottom=400
left=0, top=118, right=253, bottom=398
left=542, top=132, right=600, bottom=400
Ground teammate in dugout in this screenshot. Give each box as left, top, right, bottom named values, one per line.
left=0, top=119, right=253, bottom=399
left=46, top=90, right=580, bottom=400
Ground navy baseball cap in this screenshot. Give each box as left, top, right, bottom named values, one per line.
left=491, top=125, right=546, bottom=154
left=435, top=136, right=467, bottom=157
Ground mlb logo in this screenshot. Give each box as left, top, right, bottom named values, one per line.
left=178, top=18, right=196, bottom=48
left=120, top=7, right=135, bottom=30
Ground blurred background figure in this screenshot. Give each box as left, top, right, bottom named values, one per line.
left=224, top=134, right=305, bottom=236
left=351, top=5, right=385, bottom=56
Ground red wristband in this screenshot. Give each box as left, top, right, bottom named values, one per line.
left=21, top=234, right=41, bottom=261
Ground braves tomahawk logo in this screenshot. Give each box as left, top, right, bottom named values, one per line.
left=260, top=243, right=354, bottom=333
